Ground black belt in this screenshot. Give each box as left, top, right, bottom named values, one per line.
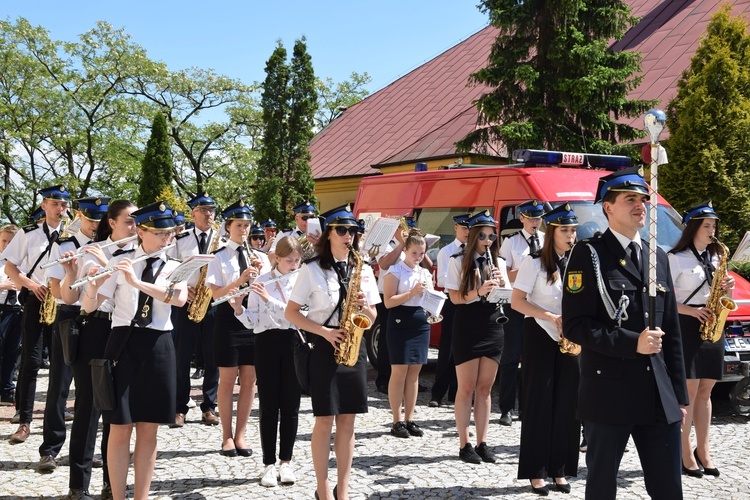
left=82, top=310, right=112, bottom=321
left=0, top=304, right=21, bottom=313
left=58, top=304, right=81, bottom=313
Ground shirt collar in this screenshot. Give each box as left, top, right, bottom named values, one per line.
left=521, top=229, right=537, bottom=240
left=610, top=228, right=642, bottom=251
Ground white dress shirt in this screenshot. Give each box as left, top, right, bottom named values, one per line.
left=269, top=227, right=304, bottom=253
left=205, top=239, right=272, bottom=288
left=3, top=221, right=64, bottom=285
left=445, top=252, right=510, bottom=304
left=437, top=238, right=464, bottom=289
left=77, top=238, right=137, bottom=314
left=514, top=254, right=564, bottom=341
left=499, top=229, right=546, bottom=279
left=0, top=259, right=18, bottom=306
left=385, top=260, right=433, bottom=307
left=45, top=230, right=92, bottom=305
left=235, top=268, right=302, bottom=332
left=669, top=249, right=717, bottom=305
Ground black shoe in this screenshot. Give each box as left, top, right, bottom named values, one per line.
left=390, top=421, right=410, bottom=438
left=191, top=368, right=205, bottom=379
left=236, top=447, right=252, bottom=457
left=333, top=484, right=338, bottom=500
left=41, top=358, right=50, bottom=369
left=101, top=483, right=113, bottom=500
left=694, top=448, right=719, bottom=476
left=459, top=443, right=482, bottom=464
left=530, top=481, right=550, bottom=496
left=405, top=421, right=423, bottom=437
left=376, top=384, right=388, bottom=394
left=67, top=489, right=93, bottom=500
left=579, top=436, right=587, bottom=452
left=682, top=464, right=703, bottom=478
left=428, top=400, right=440, bottom=408
left=92, top=455, right=103, bottom=468
left=554, top=480, right=571, bottom=493
left=475, top=442, right=496, bottom=463
left=499, top=411, right=512, bottom=426
left=220, top=447, right=238, bottom=457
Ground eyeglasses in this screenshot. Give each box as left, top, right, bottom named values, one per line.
left=299, top=215, right=314, bottom=221
left=251, top=235, right=264, bottom=241
left=477, top=233, right=497, bottom=242
left=196, top=207, right=215, bottom=215
left=333, top=226, right=359, bottom=237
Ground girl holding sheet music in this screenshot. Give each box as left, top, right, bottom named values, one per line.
left=444, top=211, right=510, bottom=464
left=382, top=229, right=431, bottom=439
left=510, top=203, right=580, bottom=495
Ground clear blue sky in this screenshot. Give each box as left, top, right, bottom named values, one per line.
left=5, top=1, right=489, bottom=93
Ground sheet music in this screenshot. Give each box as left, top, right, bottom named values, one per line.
left=362, top=218, right=401, bottom=259
left=487, top=286, right=512, bottom=304
left=306, top=218, right=321, bottom=238
left=731, top=231, right=750, bottom=263
left=419, top=288, right=447, bottom=317
left=167, top=255, right=215, bottom=283
left=358, top=212, right=381, bottom=234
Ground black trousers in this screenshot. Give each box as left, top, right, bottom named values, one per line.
left=430, top=300, right=457, bottom=403
left=39, top=305, right=78, bottom=457
left=518, top=318, right=580, bottom=479
left=254, top=329, right=301, bottom=465
left=584, top=419, right=682, bottom=500
left=16, top=294, right=55, bottom=424
left=0, top=307, right=22, bottom=398
left=174, top=305, right=218, bottom=414
left=497, top=307, right=523, bottom=413
left=374, top=298, right=391, bottom=388
left=69, top=315, right=111, bottom=490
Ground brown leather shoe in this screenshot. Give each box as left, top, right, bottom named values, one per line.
left=202, top=410, right=219, bottom=426
left=9, top=423, right=30, bottom=444
left=169, top=413, right=185, bottom=428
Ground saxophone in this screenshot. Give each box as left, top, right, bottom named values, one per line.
left=700, top=237, right=738, bottom=343
left=188, top=222, right=222, bottom=322
left=334, top=245, right=373, bottom=367
left=39, top=216, right=69, bottom=325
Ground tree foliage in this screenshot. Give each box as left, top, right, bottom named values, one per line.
left=458, top=0, right=655, bottom=157
left=315, top=72, right=371, bottom=130
left=137, top=112, right=173, bottom=206
left=662, top=5, right=750, bottom=249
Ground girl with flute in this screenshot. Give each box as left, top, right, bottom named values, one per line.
left=285, top=204, right=379, bottom=500
left=510, top=203, right=580, bottom=495
left=81, top=201, right=187, bottom=500
left=205, top=200, right=269, bottom=457
left=444, top=210, right=510, bottom=464
left=229, top=235, right=303, bottom=487
left=58, top=198, right=137, bottom=500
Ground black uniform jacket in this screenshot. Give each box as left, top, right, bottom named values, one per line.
left=562, top=229, right=688, bottom=425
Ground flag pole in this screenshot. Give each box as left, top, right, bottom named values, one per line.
left=644, top=109, right=667, bottom=329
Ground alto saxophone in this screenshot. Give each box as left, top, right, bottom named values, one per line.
left=39, top=216, right=69, bottom=325
left=187, top=222, right=222, bottom=322
left=334, top=245, right=373, bottom=367
left=700, top=237, right=738, bottom=343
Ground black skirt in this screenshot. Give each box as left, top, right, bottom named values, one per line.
left=387, top=305, right=430, bottom=365
left=451, top=300, right=504, bottom=366
left=103, top=326, right=176, bottom=425
left=308, top=332, right=368, bottom=417
left=213, top=302, right=255, bottom=367
left=679, top=314, right=724, bottom=380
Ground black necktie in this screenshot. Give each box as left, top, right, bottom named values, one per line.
left=529, top=234, right=540, bottom=254
left=49, top=230, right=59, bottom=243
left=135, top=257, right=160, bottom=327
left=113, top=248, right=132, bottom=257
left=199, top=232, right=208, bottom=254
left=629, top=242, right=641, bottom=273
left=460, top=243, right=465, bottom=251
left=237, top=246, right=248, bottom=274
left=334, top=261, right=348, bottom=276
left=476, top=256, right=487, bottom=281
left=557, top=255, right=568, bottom=275
left=701, top=251, right=715, bottom=284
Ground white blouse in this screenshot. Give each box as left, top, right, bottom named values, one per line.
left=288, top=259, right=380, bottom=327
left=205, top=239, right=271, bottom=288
left=235, top=268, right=302, bottom=333
left=514, top=254, right=563, bottom=341
left=383, top=260, right=433, bottom=307
left=445, top=252, right=510, bottom=305
left=669, top=249, right=718, bottom=305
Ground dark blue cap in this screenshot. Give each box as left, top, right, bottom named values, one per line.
left=250, top=222, right=264, bottom=236
left=682, top=200, right=719, bottom=224
left=173, top=211, right=186, bottom=226
left=294, top=201, right=316, bottom=215
left=187, top=193, right=216, bottom=209
left=40, top=184, right=71, bottom=202
left=517, top=200, right=545, bottom=218
left=405, top=216, right=417, bottom=228
left=75, top=196, right=110, bottom=221
left=320, top=204, right=358, bottom=231
left=452, top=213, right=471, bottom=227
left=595, top=165, right=649, bottom=203
left=261, top=219, right=276, bottom=229
left=543, top=203, right=578, bottom=226
left=132, top=201, right=176, bottom=230
left=222, top=200, right=252, bottom=221
left=467, top=210, right=497, bottom=229
left=30, top=206, right=45, bottom=222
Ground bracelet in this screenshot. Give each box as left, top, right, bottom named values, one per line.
left=164, top=284, right=176, bottom=302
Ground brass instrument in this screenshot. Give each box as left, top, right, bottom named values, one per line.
left=484, top=248, right=509, bottom=324
left=700, top=237, right=738, bottom=342
left=39, top=279, right=58, bottom=325
left=188, top=222, right=222, bottom=322
left=334, top=245, right=373, bottom=367
left=298, top=234, right=316, bottom=261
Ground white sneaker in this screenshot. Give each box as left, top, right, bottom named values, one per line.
left=260, top=465, right=278, bottom=487
left=279, top=462, right=296, bottom=485
left=187, top=397, right=197, bottom=408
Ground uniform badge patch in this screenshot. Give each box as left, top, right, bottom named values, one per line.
left=566, top=271, right=583, bottom=293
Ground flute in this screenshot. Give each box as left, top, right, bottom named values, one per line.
left=211, top=268, right=302, bottom=307
left=69, top=243, right=176, bottom=290
left=41, top=235, right=139, bottom=269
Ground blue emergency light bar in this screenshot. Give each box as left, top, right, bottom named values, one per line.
left=512, top=149, right=632, bottom=171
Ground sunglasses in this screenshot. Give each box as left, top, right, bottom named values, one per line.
left=299, top=215, right=314, bottom=221
left=477, top=233, right=497, bottom=242
left=251, top=235, right=264, bottom=241
left=333, top=226, right=359, bottom=237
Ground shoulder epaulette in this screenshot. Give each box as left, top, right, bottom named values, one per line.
left=175, top=232, right=190, bottom=240
left=56, top=236, right=80, bottom=249
left=450, top=250, right=465, bottom=259
left=212, top=246, right=227, bottom=255
left=583, top=233, right=604, bottom=244
left=23, top=224, right=38, bottom=233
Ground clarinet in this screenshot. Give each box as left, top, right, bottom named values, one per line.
left=484, top=247, right=509, bottom=324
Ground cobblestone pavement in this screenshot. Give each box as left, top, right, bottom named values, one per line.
left=0, top=360, right=749, bottom=499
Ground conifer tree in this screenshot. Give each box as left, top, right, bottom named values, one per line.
left=663, top=5, right=750, bottom=249
left=137, top=112, right=173, bottom=207
left=458, top=0, right=654, bottom=156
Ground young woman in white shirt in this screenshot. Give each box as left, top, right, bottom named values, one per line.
left=510, top=203, right=580, bottom=495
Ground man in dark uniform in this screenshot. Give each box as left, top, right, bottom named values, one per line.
left=562, top=166, right=688, bottom=500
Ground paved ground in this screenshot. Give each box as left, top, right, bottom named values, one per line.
left=0, top=359, right=749, bottom=499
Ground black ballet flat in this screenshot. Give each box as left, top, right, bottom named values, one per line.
left=236, top=446, right=252, bottom=457
left=682, top=464, right=703, bottom=478
left=530, top=481, right=549, bottom=496
left=554, top=480, right=571, bottom=493
left=333, top=484, right=338, bottom=500
left=315, top=492, right=319, bottom=500
left=694, top=448, right=720, bottom=477
left=219, top=447, right=237, bottom=457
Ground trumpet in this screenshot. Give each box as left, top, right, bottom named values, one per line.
left=69, top=243, right=176, bottom=290
left=211, top=268, right=302, bottom=306
left=484, top=248, right=509, bottom=324
left=40, top=235, right=139, bottom=269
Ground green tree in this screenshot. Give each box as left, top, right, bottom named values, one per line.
left=315, top=71, right=371, bottom=130
left=457, top=0, right=655, bottom=156
left=137, top=112, right=173, bottom=206
left=663, top=5, right=750, bottom=249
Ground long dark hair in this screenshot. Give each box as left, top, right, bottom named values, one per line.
left=539, top=225, right=573, bottom=285
left=670, top=218, right=722, bottom=258
left=96, top=200, right=136, bottom=242
left=314, top=227, right=362, bottom=270
left=458, top=226, right=498, bottom=298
